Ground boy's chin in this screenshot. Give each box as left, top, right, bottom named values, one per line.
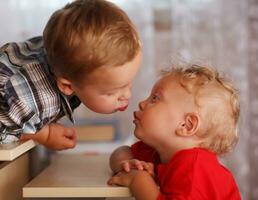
left=98, top=110, right=117, bottom=114
left=87, top=106, right=117, bottom=114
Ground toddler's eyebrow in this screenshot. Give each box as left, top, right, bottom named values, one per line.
left=151, top=88, right=164, bottom=98
left=152, top=85, right=164, bottom=93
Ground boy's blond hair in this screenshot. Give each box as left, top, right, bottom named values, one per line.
left=43, top=0, right=140, bottom=84
left=162, top=65, right=240, bottom=155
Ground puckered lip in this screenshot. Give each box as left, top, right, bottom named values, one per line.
left=133, top=111, right=140, bottom=121
left=118, top=105, right=128, bottom=111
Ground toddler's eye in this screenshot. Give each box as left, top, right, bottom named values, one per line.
left=150, top=94, right=160, bottom=103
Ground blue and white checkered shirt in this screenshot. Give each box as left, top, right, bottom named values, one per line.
left=0, top=37, right=81, bottom=143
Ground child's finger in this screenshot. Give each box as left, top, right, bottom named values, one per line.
left=107, top=177, right=115, bottom=185
left=107, top=178, right=113, bottom=185
left=142, top=162, right=150, bottom=170
left=141, top=161, right=147, bottom=168
left=123, top=162, right=130, bottom=172
left=64, top=129, right=77, bottom=142
left=134, top=159, right=143, bottom=170
left=143, top=162, right=152, bottom=169
left=62, top=137, right=76, bottom=149
left=64, top=128, right=76, bottom=139
left=139, top=162, right=154, bottom=175
left=146, top=168, right=154, bottom=175
left=107, top=176, right=121, bottom=186
left=146, top=163, right=154, bottom=175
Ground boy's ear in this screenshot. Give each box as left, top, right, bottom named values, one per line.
left=175, top=113, right=200, bottom=137
left=56, top=77, right=74, bottom=95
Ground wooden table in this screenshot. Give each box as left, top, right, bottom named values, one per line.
left=0, top=140, right=36, bottom=200
left=23, top=154, right=132, bottom=199
left=0, top=140, right=36, bottom=161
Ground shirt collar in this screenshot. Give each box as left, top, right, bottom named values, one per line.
left=42, top=46, right=81, bottom=124
left=60, top=93, right=75, bottom=124
left=59, top=93, right=81, bottom=124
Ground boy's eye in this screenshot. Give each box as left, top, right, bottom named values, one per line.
left=106, top=92, right=116, bottom=96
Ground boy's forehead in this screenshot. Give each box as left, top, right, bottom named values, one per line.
left=86, top=66, right=132, bottom=89
left=86, top=51, right=142, bottom=88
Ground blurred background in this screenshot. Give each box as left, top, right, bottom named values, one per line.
left=0, top=0, right=258, bottom=199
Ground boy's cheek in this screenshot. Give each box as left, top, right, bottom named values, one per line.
left=89, top=104, right=118, bottom=114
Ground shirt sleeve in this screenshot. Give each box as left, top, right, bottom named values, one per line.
left=0, top=65, right=42, bottom=142
left=0, top=38, right=66, bottom=143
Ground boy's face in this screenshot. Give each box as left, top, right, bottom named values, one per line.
left=71, top=51, right=142, bottom=114
left=133, top=75, right=196, bottom=149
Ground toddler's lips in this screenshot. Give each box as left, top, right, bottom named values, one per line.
left=118, top=105, right=128, bottom=111
left=133, top=111, right=140, bottom=121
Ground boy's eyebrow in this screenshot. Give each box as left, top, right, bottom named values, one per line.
left=103, top=84, right=129, bottom=92
left=112, top=83, right=129, bottom=90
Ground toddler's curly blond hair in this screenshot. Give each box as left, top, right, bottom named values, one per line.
left=161, top=64, right=240, bottom=155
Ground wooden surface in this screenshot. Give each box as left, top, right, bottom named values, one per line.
left=0, top=153, right=30, bottom=200
left=23, top=154, right=132, bottom=198
left=0, top=140, right=36, bottom=161
left=75, top=125, right=114, bottom=142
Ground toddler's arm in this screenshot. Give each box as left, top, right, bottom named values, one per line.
left=110, top=146, right=154, bottom=175
left=108, top=170, right=159, bottom=200
left=20, top=123, right=76, bottom=150
left=110, top=146, right=134, bottom=173
left=109, top=144, right=159, bottom=200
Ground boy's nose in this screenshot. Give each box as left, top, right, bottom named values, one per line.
left=125, top=88, right=132, bottom=99
left=119, top=87, right=131, bottom=101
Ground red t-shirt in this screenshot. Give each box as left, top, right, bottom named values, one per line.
left=131, top=141, right=241, bottom=200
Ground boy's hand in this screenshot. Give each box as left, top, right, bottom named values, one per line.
left=20, top=123, right=77, bottom=150
left=120, top=159, right=154, bottom=176
left=45, top=123, right=77, bottom=150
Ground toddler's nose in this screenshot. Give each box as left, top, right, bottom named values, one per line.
left=139, top=100, right=147, bottom=110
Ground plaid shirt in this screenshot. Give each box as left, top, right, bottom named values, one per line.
left=0, top=37, right=81, bottom=143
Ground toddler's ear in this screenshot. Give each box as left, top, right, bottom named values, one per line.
left=56, top=77, right=74, bottom=95
left=175, top=113, right=200, bottom=137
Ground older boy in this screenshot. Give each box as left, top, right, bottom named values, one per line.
left=108, top=65, right=241, bottom=199
left=0, top=0, right=142, bottom=150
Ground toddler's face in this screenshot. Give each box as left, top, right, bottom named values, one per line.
left=133, top=75, right=196, bottom=149
left=72, top=51, right=142, bottom=114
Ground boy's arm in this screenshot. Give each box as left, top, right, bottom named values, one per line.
left=20, top=123, right=76, bottom=150
left=109, top=145, right=134, bottom=173
left=20, top=124, right=50, bottom=145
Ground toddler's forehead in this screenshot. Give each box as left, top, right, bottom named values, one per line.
left=154, top=74, right=180, bottom=90
left=153, top=76, right=190, bottom=98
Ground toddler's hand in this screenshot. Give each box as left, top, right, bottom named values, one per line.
left=45, top=123, right=77, bottom=150
left=120, top=159, right=154, bottom=176
left=108, top=169, right=142, bottom=187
